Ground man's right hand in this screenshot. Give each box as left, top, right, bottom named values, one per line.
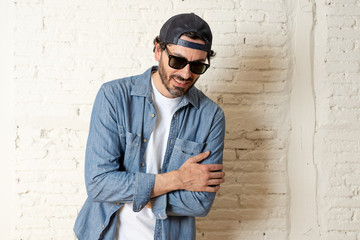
left=175, top=151, right=225, bottom=192
left=151, top=151, right=225, bottom=198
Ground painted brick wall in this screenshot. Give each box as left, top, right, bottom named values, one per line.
left=9, top=0, right=360, bottom=239
left=315, top=0, right=360, bottom=239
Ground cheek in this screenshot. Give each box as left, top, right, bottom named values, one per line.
left=191, top=73, right=200, bottom=80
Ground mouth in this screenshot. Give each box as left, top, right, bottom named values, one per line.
left=171, top=76, right=193, bottom=88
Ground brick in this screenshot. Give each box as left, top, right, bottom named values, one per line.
left=328, top=27, right=360, bottom=39
left=241, top=58, right=270, bottom=70
left=327, top=49, right=360, bottom=61
left=326, top=61, right=359, bottom=73
left=16, top=216, right=50, bottom=228
left=237, top=22, right=286, bottom=35
left=49, top=218, right=75, bottom=229
left=211, top=57, right=244, bottom=69
left=241, top=0, right=285, bottom=11
left=173, top=0, right=235, bottom=10
left=236, top=172, right=286, bottom=185
left=209, top=81, right=263, bottom=94
left=204, top=69, right=233, bottom=82
left=206, top=208, right=285, bottom=221
left=331, top=83, right=359, bottom=96
left=244, top=34, right=288, bottom=47
left=204, top=11, right=236, bottom=22
left=347, top=73, right=360, bottom=82
left=225, top=139, right=256, bottom=149
left=269, top=57, right=289, bottom=69
left=328, top=5, right=360, bottom=16
left=330, top=96, right=360, bottom=108
left=327, top=16, right=356, bottom=27
left=234, top=69, right=287, bottom=82
left=327, top=221, right=360, bottom=231
left=328, top=208, right=354, bottom=221
left=245, top=130, right=276, bottom=140
left=320, top=231, right=357, bottom=240
left=238, top=46, right=288, bottom=58
left=234, top=161, right=265, bottom=171
left=211, top=45, right=235, bottom=58
left=328, top=39, right=355, bottom=51
left=237, top=149, right=286, bottom=161
left=264, top=82, right=287, bottom=93
left=332, top=198, right=360, bottom=208
left=266, top=11, right=288, bottom=23
left=325, top=0, right=357, bottom=3
left=325, top=186, right=356, bottom=197
left=238, top=10, right=265, bottom=22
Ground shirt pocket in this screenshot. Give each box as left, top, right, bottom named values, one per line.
left=167, top=138, right=205, bottom=171
left=118, top=126, right=140, bottom=171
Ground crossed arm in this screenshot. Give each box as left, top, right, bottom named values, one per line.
left=85, top=85, right=225, bottom=217
left=151, top=151, right=225, bottom=198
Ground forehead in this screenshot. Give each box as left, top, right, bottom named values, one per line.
left=167, top=36, right=208, bottom=60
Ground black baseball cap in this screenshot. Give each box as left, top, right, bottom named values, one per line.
left=159, top=13, right=213, bottom=53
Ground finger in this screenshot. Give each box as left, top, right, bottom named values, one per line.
left=207, top=178, right=225, bottom=186
left=187, top=151, right=210, bottom=163
left=205, top=164, right=223, bottom=171
left=202, top=185, right=220, bottom=193
left=209, top=171, right=225, bottom=179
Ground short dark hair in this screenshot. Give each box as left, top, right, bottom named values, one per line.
left=153, top=32, right=216, bottom=62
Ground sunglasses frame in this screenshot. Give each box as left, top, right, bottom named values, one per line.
left=164, top=47, right=210, bottom=75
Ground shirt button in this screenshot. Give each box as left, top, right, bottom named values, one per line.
left=151, top=113, right=155, bottom=118
left=141, top=163, right=145, bottom=167
left=143, top=138, right=147, bottom=143
left=102, top=224, right=105, bottom=228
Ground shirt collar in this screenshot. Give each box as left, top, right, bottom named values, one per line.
left=131, top=66, right=200, bottom=109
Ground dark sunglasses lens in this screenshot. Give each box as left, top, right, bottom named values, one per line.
left=190, top=63, right=207, bottom=74
left=169, top=56, right=187, bottom=69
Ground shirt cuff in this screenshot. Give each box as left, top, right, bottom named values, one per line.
left=151, top=194, right=168, bottom=219
left=132, top=172, right=155, bottom=212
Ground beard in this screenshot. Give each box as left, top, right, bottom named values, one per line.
left=158, top=57, right=198, bottom=98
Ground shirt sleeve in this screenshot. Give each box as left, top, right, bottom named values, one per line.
left=152, top=108, right=225, bottom=219
left=84, top=85, right=155, bottom=211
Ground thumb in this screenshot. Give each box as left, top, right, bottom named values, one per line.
left=187, top=151, right=211, bottom=163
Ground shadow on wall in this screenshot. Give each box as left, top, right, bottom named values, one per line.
left=196, top=40, right=289, bottom=240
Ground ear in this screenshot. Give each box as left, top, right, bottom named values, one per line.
left=154, top=43, right=162, bottom=61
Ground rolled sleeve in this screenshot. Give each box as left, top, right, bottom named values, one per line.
left=133, top=172, right=156, bottom=212
left=85, top=84, right=155, bottom=206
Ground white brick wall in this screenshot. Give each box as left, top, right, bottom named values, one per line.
left=315, top=1, right=360, bottom=240
left=2, top=0, right=359, bottom=239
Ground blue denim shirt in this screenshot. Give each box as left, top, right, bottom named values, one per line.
left=74, top=66, right=225, bottom=240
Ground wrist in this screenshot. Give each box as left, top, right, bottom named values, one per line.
left=171, top=170, right=182, bottom=190
left=152, top=170, right=182, bottom=198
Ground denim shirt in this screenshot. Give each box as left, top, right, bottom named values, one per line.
left=73, top=66, right=225, bottom=240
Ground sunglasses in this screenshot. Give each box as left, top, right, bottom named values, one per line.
left=164, top=47, right=210, bottom=75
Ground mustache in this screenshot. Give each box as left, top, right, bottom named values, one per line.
left=170, top=74, right=194, bottom=82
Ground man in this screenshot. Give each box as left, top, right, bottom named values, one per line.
left=74, top=13, right=225, bottom=240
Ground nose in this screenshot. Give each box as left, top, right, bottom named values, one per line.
left=178, top=63, right=192, bottom=79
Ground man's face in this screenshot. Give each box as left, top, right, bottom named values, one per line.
left=154, top=36, right=208, bottom=98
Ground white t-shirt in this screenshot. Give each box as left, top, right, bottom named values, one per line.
left=115, top=78, right=182, bottom=240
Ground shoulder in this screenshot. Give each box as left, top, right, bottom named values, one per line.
left=192, top=87, right=224, bottom=119
left=99, top=67, right=153, bottom=100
